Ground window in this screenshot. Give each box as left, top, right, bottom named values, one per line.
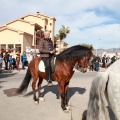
left=50, top=23, right=52, bottom=26
left=45, top=26, right=47, bottom=30
left=45, top=19, right=48, bottom=25
left=8, top=44, right=14, bottom=49
left=15, top=44, right=21, bottom=53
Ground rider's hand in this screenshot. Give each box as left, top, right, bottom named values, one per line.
left=50, top=51, right=54, bottom=54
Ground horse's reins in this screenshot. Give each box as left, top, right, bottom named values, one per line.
left=77, top=51, right=88, bottom=71
left=84, top=51, right=87, bottom=69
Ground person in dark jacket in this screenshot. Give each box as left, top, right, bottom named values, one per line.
left=102, top=55, right=106, bottom=68
left=0, top=50, right=3, bottom=58
left=4, top=52, right=10, bottom=70
left=38, top=30, right=55, bottom=87
left=95, top=60, right=100, bottom=72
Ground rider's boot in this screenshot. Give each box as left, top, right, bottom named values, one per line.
left=45, top=67, right=52, bottom=87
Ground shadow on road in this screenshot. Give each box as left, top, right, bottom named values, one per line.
left=0, top=71, right=18, bottom=79
left=3, top=84, right=86, bottom=100
left=23, top=85, right=86, bottom=101
left=0, top=81, right=7, bottom=89
left=0, top=71, right=18, bottom=89
left=3, top=88, right=19, bottom=97
left=68, top=87, right=86, bottom=102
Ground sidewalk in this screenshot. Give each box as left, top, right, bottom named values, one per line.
left=0, top=65, right=106, bottom=120
left=0, top=69, right=72, bottom=120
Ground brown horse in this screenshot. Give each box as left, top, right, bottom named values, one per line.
left=16, top=45, right=93, bottom=112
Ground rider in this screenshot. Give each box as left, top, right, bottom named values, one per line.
left=39, top=30, right=55, bottom=87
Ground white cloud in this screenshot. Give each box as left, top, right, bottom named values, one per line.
left=0, top=0, right=120, bottom=49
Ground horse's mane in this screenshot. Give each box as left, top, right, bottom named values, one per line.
left=56, top=44, right=93, bottom=61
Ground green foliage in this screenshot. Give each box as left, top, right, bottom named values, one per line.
left=56, top=25, right=70, bottom=40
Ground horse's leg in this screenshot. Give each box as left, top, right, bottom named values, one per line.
left=64, top=71, right=74, bottom=110
left=37, top=77, right=45, bottom=102
left=32, top=75, right=39, bottom=104
left=58, top=82, right=69, bottom=112
left=64, top=82, right=70, bottom=109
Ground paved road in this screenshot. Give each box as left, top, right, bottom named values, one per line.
left=0, top=68, right=111, bottom=120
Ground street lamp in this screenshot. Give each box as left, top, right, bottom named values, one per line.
left=34, top=29, right=40, bottom=53
left=96, top=39, right=101, bottom=56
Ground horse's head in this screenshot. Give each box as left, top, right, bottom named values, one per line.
left=75, top=50, right=93, bottom=73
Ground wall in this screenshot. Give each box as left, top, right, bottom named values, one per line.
left=23, top=15, right=55, bottom=41
left=22, top=34, right=33, bottom=52
left=0, top=29, right=22, bottom=44
left=7, top=21, right=34, bottom=35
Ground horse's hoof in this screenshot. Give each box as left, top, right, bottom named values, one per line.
left=65, top=105, right=71, bottom=110
left=66, top=106, right=71, bottom=110
left=64, top=109, right=69, bottom=113
left=63, top=106, right=71, bottom=113
left=40, top=97, right=45, bottom=102
left=34, top=101, right=39, bottom=105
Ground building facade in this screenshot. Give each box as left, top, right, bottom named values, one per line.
left=55, top=39, right=68, bottom=54
left=0, top=12, right=56, bottom=53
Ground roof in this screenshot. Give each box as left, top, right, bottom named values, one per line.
left=2, top=19, right=42, bottom=28
left=0, top=26, right=33, bottom=36
left=20, top=13, right=56, bottom=21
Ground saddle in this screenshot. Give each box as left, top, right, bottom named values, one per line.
left=39, top=57, right=56, bottom=72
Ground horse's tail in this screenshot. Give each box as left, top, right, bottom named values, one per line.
left=86, top=72, right=110, bottom=120
left=16, top=68, right=32, bottom=94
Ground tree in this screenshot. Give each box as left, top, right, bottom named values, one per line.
left=56, top=25, right=70, bottom=53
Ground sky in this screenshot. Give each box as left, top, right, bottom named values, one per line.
left=0, top=0, right=120, bottom=49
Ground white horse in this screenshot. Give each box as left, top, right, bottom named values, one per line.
left=86, top=59, right=120, bottom=120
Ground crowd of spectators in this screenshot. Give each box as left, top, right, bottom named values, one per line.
left=0, top=50, right=38, bottom=71
left=89, top=52, right=119, bottom=72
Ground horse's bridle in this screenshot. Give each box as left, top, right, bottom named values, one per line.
left=75, top=51, right=88, bottom=72
left=80, top=51, right=88, bottom=71
left=83, top=51, right=87, bottom=68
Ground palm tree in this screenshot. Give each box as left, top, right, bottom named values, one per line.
left=56, top=25, right=70, bottom=52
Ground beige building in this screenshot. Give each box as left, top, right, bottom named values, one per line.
left=55, top=39, right=68, bottom=54
left=20, top=12, right=56, bottom=41
left=0, top=12, right=56, bottom=53
left=0, top=27, right=32, bottom=53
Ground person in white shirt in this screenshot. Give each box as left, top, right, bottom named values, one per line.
left=29, top=51, right=34, bottom=63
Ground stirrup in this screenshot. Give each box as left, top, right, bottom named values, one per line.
left=47, top=80, right=52, bottom=87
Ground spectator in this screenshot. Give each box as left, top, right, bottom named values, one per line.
left=3, top=52, right=10, bottom=70
left=89, top=57, right=95, bottom=71
left=115, top=52, right=119, bottom=60
left=28, top=51, right=34, bottom=63
left=0, top=50, right=3, bottom=58
left=9, top=55, right=14, bottom=70
left=95, top=60, right=100, bottom=72
left=111, top=56, right=116, bottom=64
left=12, top=58, right=16, bottom=70
left=16, top=50, right=20, bottom=70
left=0, top=55, right=3, bottom=69
left=102, top=55, right=107, bottom=68
left=21, top=51, right=27, bottom=70
left=33, top=53, right=38, bottom=58
left=106, top=56, right=111, bottom=67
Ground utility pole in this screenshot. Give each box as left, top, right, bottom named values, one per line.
left=96, top=39, right=101, bottom=56
left=34, top=30, right=40, bottom=53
